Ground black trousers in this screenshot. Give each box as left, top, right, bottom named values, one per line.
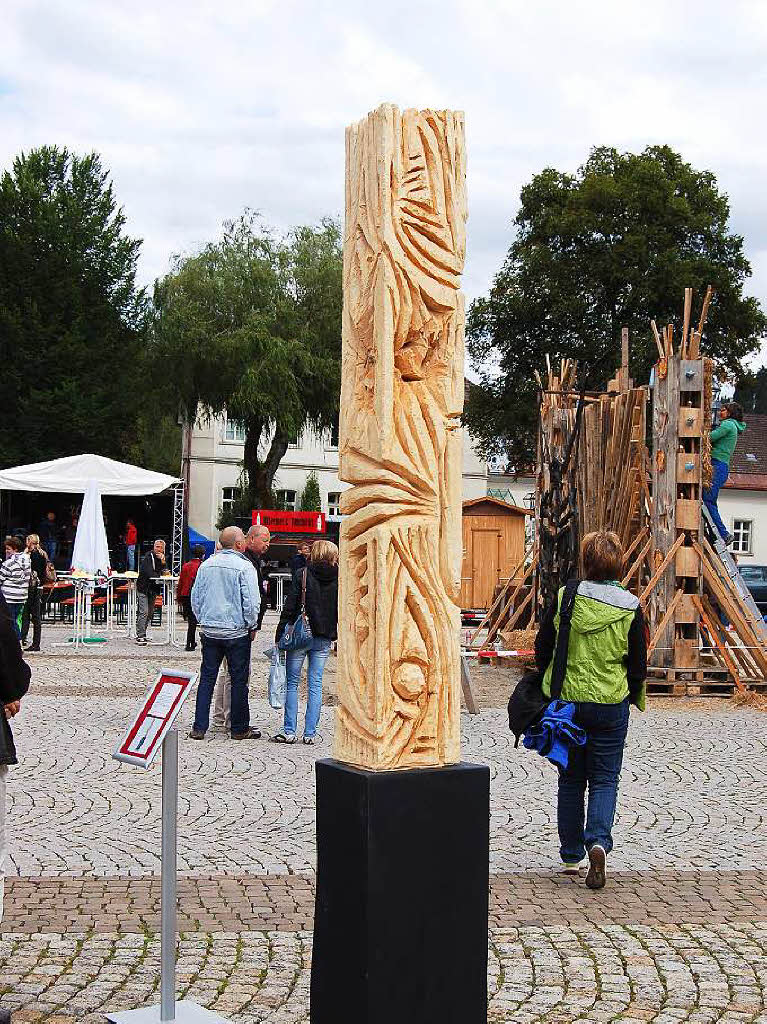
left=181, top=596, right=198, bottom=648
left=21, top=588, right=42, bottom=648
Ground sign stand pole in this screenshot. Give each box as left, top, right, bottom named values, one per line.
left=107, top=725, right=229, bottom=1024
left=161, top=727, right=178, bottom=1022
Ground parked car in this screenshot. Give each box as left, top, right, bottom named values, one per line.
left=738, top=564, right=767, bottom=613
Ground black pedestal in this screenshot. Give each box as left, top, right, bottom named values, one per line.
left=310, top=759, right=490, bottom=1024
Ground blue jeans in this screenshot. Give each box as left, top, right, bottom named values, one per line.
left=44, top=539, right=57, bottom=562
left=703, top=458, right=730, bottom=541
left=5, top=604, right=23, bottom=639
left=557, top=699, right=630, bottom=863
left=193, top=633, right=252, bottom=735
left=126, top=545, right=136, bottom=571
left=284, top=637, right=331, bottom=738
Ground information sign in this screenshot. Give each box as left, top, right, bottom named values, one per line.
left=251, top=509, right=326, bottom=533
left=113, top=669, right=196, bottom=768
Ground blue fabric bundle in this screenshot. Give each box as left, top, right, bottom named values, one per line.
left=522, top=700, right=586, bottom=769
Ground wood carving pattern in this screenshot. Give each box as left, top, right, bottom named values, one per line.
left=335, top=104, right=467, bottom=771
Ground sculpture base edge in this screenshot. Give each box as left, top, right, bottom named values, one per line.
left=310, top=758, right=490, bottom=1024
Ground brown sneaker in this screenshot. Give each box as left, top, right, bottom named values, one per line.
left=585, top=844, right=606, bottom=890
left=189, top=729, right=206, bottom=740
left=231, top=728, right=262, bottom=740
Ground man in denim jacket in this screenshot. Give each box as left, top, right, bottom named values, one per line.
left=190, top=526, right=261, bottom=741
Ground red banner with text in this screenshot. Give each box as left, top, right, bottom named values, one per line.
left=251, top=510, right=326, bottom=534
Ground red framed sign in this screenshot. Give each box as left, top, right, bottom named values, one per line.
left=252, top=510, right=326, bottom=533
left=113, top=669, right=197, bottom=768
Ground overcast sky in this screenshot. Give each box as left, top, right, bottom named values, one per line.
left=3, top=0, right=766, bottom=364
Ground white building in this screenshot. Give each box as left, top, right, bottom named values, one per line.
left=187, top=412, right=535, bottom=540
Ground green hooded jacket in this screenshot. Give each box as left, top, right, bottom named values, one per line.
left=541, top=581, right=645, bottom=710
left=710, top=418, right=746, bottom=466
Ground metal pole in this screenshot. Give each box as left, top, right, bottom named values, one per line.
left=161, top=728, right=178, bottom=1022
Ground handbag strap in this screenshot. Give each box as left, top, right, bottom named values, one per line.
left=300, top=568, right=308, bottom=614
left=550, top=579, right=580, bottom=700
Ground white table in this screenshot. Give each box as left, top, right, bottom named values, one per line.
left=159, top=576, right=181, bottom=647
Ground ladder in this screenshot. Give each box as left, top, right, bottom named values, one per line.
left=701, top=504, right=767, bottom=640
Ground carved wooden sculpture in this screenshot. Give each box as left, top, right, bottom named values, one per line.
left=335, top=104, right=467, bottom=770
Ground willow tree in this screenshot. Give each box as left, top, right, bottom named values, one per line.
left=153, top=213, right=342, bottom=508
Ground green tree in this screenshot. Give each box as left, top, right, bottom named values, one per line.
left=153, top=213, right=342, bottom=507
left=0, top=146, right=152, bottom=466
left=466, top=145, right=767, bottom=467
left=734, top=366, right=767, bottom=414
left=299, top=471, right=321, bottom=511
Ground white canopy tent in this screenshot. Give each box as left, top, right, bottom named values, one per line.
left=0, top=453, right=178, bottom=496
left=0, top=453, right=181, bottom=575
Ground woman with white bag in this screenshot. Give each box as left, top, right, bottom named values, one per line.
left=272, top=541, right=338, bottom=745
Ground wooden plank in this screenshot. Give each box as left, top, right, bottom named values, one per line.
left=651, top=320, right=664, bottom=360
left=460, top=655, right=479, bottom=714
left=621, top=526, right=649, bottom=569
left=681, top=287, right=692, bottom=357
left=484, top=554, right=538, bottom=646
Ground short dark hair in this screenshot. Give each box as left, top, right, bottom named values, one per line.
left=725, top=401, right=744, bottom=422
left=6, top=536, right=23, bottom=553
left=581, top=531, right=623, bottom=582
left=192, top=544, right=205, bottom=559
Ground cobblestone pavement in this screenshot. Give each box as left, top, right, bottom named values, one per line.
left=4, top=870, right=767, bottom=934
left=2, top=921, right=767, bottom=1023
left=7, top=668, right=767, bottom=876
left=3, top=633, right=767, bottom=1022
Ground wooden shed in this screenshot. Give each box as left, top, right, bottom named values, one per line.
left=460, top=496, right=529, bottom=610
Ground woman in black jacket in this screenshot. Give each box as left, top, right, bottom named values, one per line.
left=22, top=533, right=49, bottom=652
left=0, top=590, right=31, bottom=928
left=273, top=541, right=338, bottom=745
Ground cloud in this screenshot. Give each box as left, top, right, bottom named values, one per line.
left=1, top=0, right=765, bottom=353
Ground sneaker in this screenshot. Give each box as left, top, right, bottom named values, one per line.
left=135, top=637, right=147, bottom=646
left=271, top=732, right=296, bottom=744
left=302, top=736, right=315, bottom=745
left=231, top=728, right=262, bottom=740
left=585, top=844, right=607, bottom=890
left=560, top=862, right=582, bottom=876
left=189, top=729, right=206, bottom=740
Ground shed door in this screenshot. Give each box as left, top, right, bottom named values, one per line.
left=472, top=530, right=500, bottom=608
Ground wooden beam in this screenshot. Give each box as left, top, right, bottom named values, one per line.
left=483, top=554, right=538, bottom=647
left=693, top=595, right=746, bottom=692
left=621, top=536, right=652, bottom=588
left=697, top=284, right=714, bottom=336
left=467, top=546, right=533, bottom=647
left=639, top=533, right=685, bottom=605
left=621, top=526, right=650, bottom=569
left=647, top=588, right=683, bottom=656
left=651, top=320, right=664, bottom=360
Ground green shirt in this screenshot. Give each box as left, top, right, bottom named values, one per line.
left=710, top=418, right=746, bottom=465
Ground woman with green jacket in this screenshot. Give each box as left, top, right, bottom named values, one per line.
left=703, top=401, right=746, bottom=544
left=534, top=530, right=647, bottom=889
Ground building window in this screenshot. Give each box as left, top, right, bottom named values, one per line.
left=732, top=519, right=753, bottom=555
left=326, top=422, right=339, bottom=450
left=221, top=487, right=241, bottom=512
left=276, top=489, right=297, bottom=511
left=224, top=418, right=246, bottom=443
left=327, top=492, right=341, bottom=517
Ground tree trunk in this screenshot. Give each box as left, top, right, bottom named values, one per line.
left=243, top=418, right=291, bottom=509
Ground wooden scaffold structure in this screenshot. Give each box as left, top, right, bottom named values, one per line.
left=466, top=288, right=767, bottom=697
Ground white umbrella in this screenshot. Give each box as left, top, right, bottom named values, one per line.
left=71, top=479, right=110, bottom=576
